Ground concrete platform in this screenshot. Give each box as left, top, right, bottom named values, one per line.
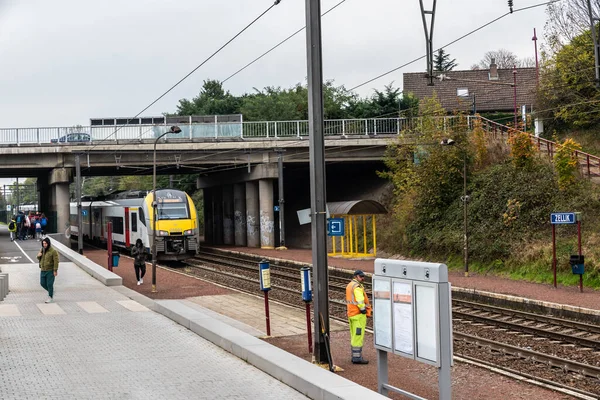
left=0, top=231, right=386, bottom=399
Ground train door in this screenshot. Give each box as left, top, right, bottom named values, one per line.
left=130, top=209, right=139, bottom=245
left=124, top=207, right=130, bottom=247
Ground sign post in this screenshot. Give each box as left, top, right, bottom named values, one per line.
left=259, top=260, right=272, bottom=336
left=550, top=212, right=584, bottom=291
left=301, top=267, right=313, bottom=353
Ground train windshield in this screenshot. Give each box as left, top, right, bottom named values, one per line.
left=157, top=203, right=189, bottom=220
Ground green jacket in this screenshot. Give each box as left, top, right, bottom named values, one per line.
left=37, top=246, right=59, bottom=272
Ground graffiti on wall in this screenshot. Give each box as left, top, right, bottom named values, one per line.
left=246, top=213, right=258, bottom=237
left=260, top=210, right=274, bottom=247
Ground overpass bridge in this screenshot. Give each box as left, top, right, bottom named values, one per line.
left=3, top=116, right=599, bottom=249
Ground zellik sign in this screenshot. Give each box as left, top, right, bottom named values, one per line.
left=550, top=213, right=576, bottom=224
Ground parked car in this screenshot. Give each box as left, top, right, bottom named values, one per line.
left=51, top=133, right=91, bottom=143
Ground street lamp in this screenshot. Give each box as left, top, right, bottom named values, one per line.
left=152, top=125, right=182, bottom=293
left=441, top=138, right=469, bottom=277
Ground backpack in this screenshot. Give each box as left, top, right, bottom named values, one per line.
left=16, top=215, right=22, bottom=224
left=41, top=217, right=47, bottom=227
left=8, top=221, right=15, bottom=230
left=35, top=222, right=41, bottom=230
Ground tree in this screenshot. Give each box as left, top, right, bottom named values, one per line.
left=477, top=49, right=533, bottom=69
left=544, top=0, right=600, bottom=53
left=537, top=28, right=600, bottom=128
left=176, top=79, right=243, bottom=116
left=433, top=49, right=458, bottom=72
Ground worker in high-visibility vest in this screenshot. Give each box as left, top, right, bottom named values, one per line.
left=345, top=270, right=371, bottom=364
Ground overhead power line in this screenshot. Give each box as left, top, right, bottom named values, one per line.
left=222, top=0, right=348, bottom=84
left=86, top=0, right=284, bottom=152
left=348, top=0, right=564, bottom=92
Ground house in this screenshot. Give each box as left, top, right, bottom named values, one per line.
left=402, top=59, right=537, bottom=114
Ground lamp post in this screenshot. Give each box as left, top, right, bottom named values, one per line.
left=152, top=125, right=181, bottom=293
left=441, top=138, right=469, bottom=277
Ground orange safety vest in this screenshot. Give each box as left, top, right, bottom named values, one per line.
left=345, top=279, right=371, bottom=318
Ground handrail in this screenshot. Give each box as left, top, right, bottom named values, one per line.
left=478, top=116, right=600, bottom=178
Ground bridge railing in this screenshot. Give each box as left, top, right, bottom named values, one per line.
left=0, top=117, right=456, bottom=145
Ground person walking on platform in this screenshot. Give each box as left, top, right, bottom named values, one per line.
left=131, top=238, right=147, bottom=285
left=37, top=237, right=59, bottom=303
left=345, top=270, right=372, bottom=364
left=8, top=216, right=17, bottom=241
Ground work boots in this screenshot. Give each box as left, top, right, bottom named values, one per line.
left=351, top=347, right=369, bottom=364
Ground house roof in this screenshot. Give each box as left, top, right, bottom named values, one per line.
left=403, top=67, right=537, bottom=112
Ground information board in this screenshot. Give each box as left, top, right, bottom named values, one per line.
left=415, top=283, right=438, bottom=365
left=392, top=279, right=414, bottom=357
left=373, top=278, right=392, bottom=350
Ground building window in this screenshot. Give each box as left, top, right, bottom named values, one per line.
left=457, top=88, right=469, bottom=97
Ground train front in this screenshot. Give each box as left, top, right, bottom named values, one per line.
left=145, top=189, right=199, bottom=261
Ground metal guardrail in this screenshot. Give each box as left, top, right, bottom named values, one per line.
left=479, top=117, right=600, bottom=179
left=0, top=117, right=444, bottom=144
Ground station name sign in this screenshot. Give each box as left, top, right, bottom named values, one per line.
left=550, top=212, right=576, bottom=224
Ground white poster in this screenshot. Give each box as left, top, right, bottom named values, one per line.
left=393, top=281, right=413, bottom=355
left=373, top=278, right=392, bottom=349
left=415, top=284, right=438, bottom=363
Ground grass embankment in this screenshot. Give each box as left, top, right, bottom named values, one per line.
left=378, top=131, right=600, bottom=291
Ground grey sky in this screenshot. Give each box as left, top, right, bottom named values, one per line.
left=0, top=0, right=549, bottom=130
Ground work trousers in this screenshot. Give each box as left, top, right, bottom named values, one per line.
left=134, top=264, right=146, bottom=281
left=349, top=313, right=367, bottom=360
left=40, top=271, right=56, bottom=298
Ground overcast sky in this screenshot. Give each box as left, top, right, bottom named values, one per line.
left=0, top=0, right=549, bottom=130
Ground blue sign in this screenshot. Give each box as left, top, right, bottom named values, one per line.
left=327, top=218, right=345, bottom=236
left=82, top=210, right=88, bottom=216
left=551, top=213, right=576, bottom=224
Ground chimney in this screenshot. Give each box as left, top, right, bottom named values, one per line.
left=489, top=58, right=498, bottom=80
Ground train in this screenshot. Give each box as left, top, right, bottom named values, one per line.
left=69, top=189, right=199, bottom=261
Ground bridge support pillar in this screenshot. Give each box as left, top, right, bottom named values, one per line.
left=49, top=168, right=72, bottom=244
left=37, top=176, right=50, bottom=223
left=245, top=181, right=260, bottom=247
left=222, top=185, right=234, bottom=245
left=259, top=179, right=275, bottom=249
left=203, top=188, right=214, bottom=244
left=233, top=183, right=247, bottom=246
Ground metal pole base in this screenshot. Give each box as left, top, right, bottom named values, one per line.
left=151, top=284, right=157, bottom=293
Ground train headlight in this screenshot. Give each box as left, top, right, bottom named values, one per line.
left=184, top=229, right=193, bottom=236
left=158, top=230, right=169, bottom=236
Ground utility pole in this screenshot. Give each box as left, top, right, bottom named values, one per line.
left=277, top=151, right=286, bottom=249
left=588, top=0, right=600, bottom=87
left=513, top=65, right=518, bottom=128
left=419, top=0, right=437, bottom=86
left=76, top=155, right=83, bottom=255
left=532, top=28, right=539, bottom=86
left=305, top=0, right=330, bottom=365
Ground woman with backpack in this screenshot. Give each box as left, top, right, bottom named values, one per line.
left=130, top=239, right=147, bottom=285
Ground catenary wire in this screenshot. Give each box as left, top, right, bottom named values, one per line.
left=84, top=0, right=284, bottom=152
left=222, top=0, right=348, bottom=84
left=348, top=0, right=564, bottom=92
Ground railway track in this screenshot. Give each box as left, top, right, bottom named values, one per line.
left=173, top=249, right=600, bottom=398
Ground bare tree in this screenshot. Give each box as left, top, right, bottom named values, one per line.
left=544, top=0, right=600, bottom=53
left=478, top=49, right=520, bottom=69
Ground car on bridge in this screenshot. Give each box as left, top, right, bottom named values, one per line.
left=51, top=133, right=91, bottom=144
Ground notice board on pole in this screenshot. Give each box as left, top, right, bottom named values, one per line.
left=392, top=279, right=414, bottom=357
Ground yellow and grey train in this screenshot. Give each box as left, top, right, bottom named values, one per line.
left=69, top=189, right=199, bottom=261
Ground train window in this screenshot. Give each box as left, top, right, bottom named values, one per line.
left=107, top=216, right=124, bottom=234
left=139, top=207, right=146, bottom=226
left=131, top=212, right=137, bottom=232
left=157, top=203, right=189, bottom=220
